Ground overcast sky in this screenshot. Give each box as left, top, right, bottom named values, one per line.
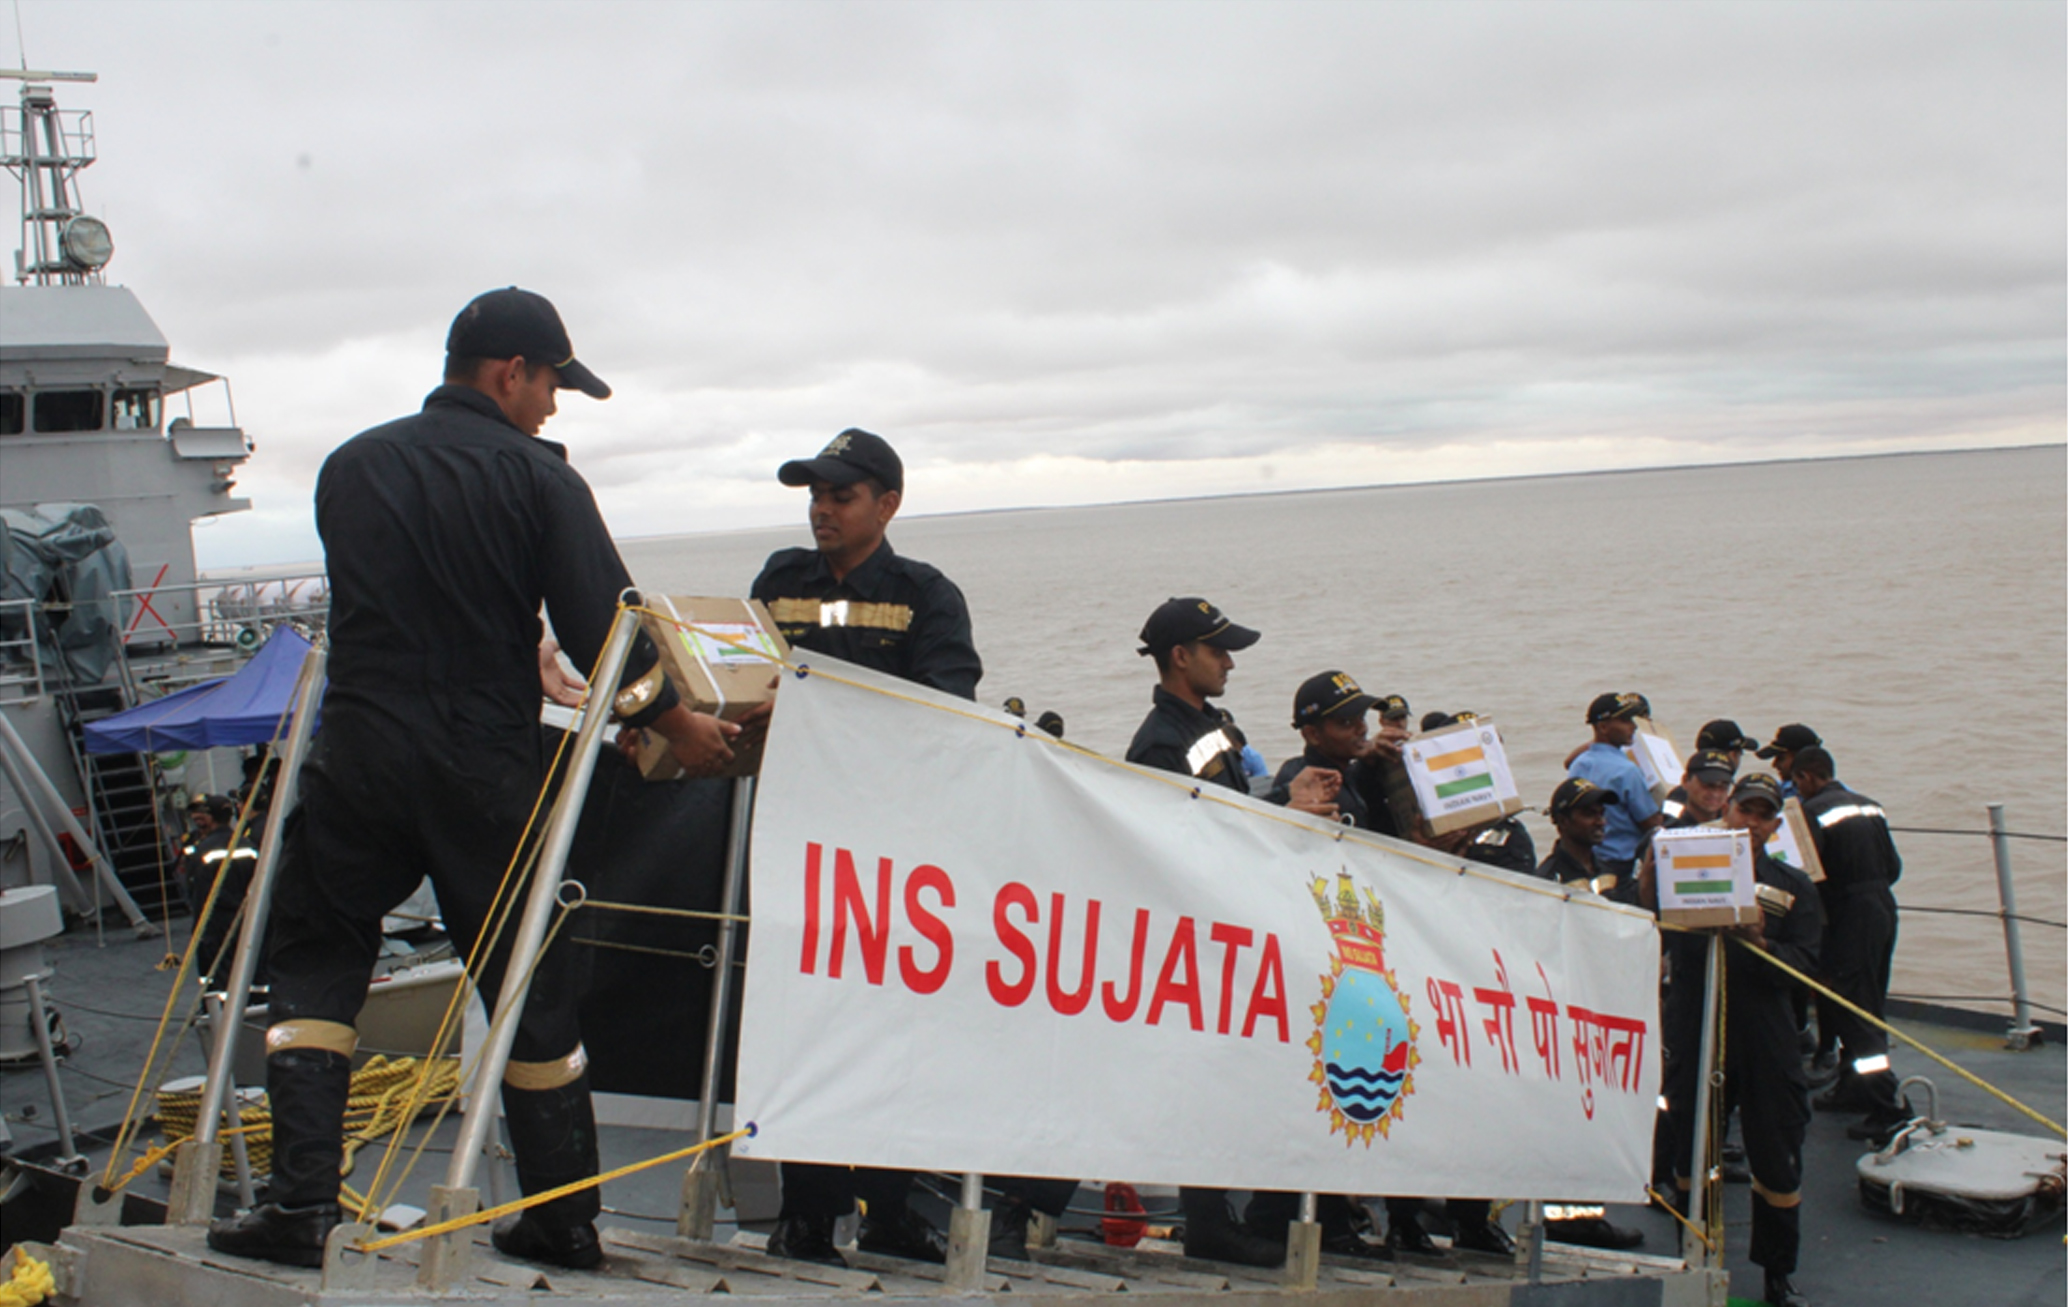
left=13, top=0, right=2064, bottom=566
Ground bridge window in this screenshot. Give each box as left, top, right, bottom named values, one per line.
left=32, top=389, right=105, bottom=432
left=0, top=390, right=20, bottom=435
left=111, top=388, right=161, bottom=431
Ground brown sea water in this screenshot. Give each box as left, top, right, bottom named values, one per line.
left=620, top=445, right=2068, bottom=1025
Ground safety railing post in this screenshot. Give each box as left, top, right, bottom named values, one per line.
left=945, top=1171, right=991, bottom=1290
left=679, top=775, right=755, bottom=1241
left=172, top=639, right=326, bottom=1224
left=1986, top=804, right=2042, bottom=1049
left=1284, top=1191, right=1321, bottom=1290
left=1683, top=933, right=1722, bottom=1267
left=423, top=608, right=638, bottom=1287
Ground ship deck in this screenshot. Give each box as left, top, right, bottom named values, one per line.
left=4, top=928, right=2061, bottom=1305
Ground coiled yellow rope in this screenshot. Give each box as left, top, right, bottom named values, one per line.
left=0, top=1248, right=53, bottom=1307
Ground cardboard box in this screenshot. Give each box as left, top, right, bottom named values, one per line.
left=1764, top=796, right=1826, bottom=883
left=1624, top=718, right=1683, bottom=803
left=1654, top=826, right=1759, bottom=928
left=1387, top=717, right=1526, bottom=838
left=633, top=596, right=789, bottom=780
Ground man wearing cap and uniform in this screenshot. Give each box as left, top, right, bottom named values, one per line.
left=751, top=429, right=980, bottom=698
left=1661, top=724, right=1756, bottom=823
left=1664, top=749, right=1737, bottom=830
left=1125, top=599, right=1333, bottom=1267
left=1566, top=693, right=1663, bottom=901
left=1660, top=774, right=1821, bottom=1307
left=1756, top=724, right=1822, bottom=799
left=210, top=289, right=742, bottom=1272
left=754, top=429, right=998, bottom=1264
left=1790, top=746, right=1909, bottom=1142
left=1527, top=777, right=1647, bottom=1250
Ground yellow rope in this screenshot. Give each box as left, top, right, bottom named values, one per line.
left=1644, top=1187, right=1714, bottom=1253
left=1728, top=935, right=2065, bottom=1138
left=355, top=1124, right=754, bottom=1254
left=580, top=898, right=748, bottom=924
left=630, top=604, right=1640, bottom=920
left=0, top=1248, right=54, bottom=1307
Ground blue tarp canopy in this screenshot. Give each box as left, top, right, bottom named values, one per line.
left=82, top=627, right=318, bottom=754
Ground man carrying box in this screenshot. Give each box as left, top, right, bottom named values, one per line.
left=1567, top=692, right=1664, bottom=898
left=1659, top=773, right=1821, bottom=1307
left=210, top=288, right=740, bottom=1272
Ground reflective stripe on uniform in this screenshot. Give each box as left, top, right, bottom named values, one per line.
left=504, top=1044, right=588, bottom=1090
left=1815, top=802, right=1887, bottom=829
left=765, top=598, right=914, bottom=633
left=1750, top=1179, right=1802, bottom=1208
left=1755, top=884, right=1796, bottom=915
left=1852, top=1053, right=1891, bottom=1076
left=1185, top=729, right=1234, bottom=778
left=1543, top=1204, right=1606, bottom=1221
left=201, top=848, right=261, bottom=865
left=1661, top=798, right=1685, bottom=820
left=266, top=1019, right=359, bottom=1057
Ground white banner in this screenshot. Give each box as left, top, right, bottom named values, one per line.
left=734, top=659, right=1661, bottom=1201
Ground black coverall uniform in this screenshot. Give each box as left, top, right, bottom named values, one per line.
left=186, top=826, right=261, bottom=983
left=750, top=542, right=1070, bottom=1227
left=1801, top=782, right=1903, bottom=1116
left=1667, top=850, right=1822, bottom=1278
left=262, top=385, right=680, bottom=1226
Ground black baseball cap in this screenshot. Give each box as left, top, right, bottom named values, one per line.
left=1137, top=597, right=1260, bottom=657
left=778, top=428, right=904, bottom=493
left=1730, top=773, right=1784, bottom=812
left=1550, top=776, right=1619, bottom=817
left=1035, top=710, right=1065, bottom=738
left=1756, top=724, right=1821, bottom=759
left=446, top=288, right=610, bottom=399
left=1293, top=671, right=1378, bottom=728
left=1696, top=719, right=1759, bottom=752
left=1376, top=694, right=1411, bottom=722
left=1586, top=692, right=1648, bottom=724
left=1686, top=749, right=1737, bottom=785
left=1420, top=710, right=1480, bottom=731
left=186, top=793, right=211, bottom=811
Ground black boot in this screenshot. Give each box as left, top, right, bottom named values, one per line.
left=988, top=1196, right=1033, bottom=1260
left=767, top=1212, right=845, bottom=1266
left=208, top=1047, right=351, bottom=1267
left=1385, top=1216, right=1440, bottom=1257
left=1180, top=1188, right=1284, bottom=1267
left=492, top=1212, right=603, bottom=1270
left=497, top=1072, right=603, bottom=1266
left=856, top=1204, right=948, bottom=1262
left=1765, top=1270, right=1811, bottom=1306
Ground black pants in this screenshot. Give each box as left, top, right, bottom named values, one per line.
left=263, top=691, right=592, bottom=1216
left=1669, top=1050, right=1806, bottom=1274
left=779, top=1166, right=1077, bottom=1221
left=1822, top=887, right=1901, bottom=1113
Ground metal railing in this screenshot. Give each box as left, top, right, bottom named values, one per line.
left=1887, top=803, right=2063, bottom=1048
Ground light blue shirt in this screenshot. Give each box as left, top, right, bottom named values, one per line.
left=1568, top=742, right=1661, bottom=863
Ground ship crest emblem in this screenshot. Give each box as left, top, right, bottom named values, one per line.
left=1307, top=873, right=1418, bottom=1145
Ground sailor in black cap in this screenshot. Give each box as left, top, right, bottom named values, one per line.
left=1122, top=599, right=1333, bottom=1267
left=211, top=288, right=741, bottom=1272
left=756, top=431, right=1034, bottom=1265
left=1662, top=748, right=1738, bottom=828
left=1756, top=723, right=1822, bottom=798
left=1660, top=773, right=1821, bottom=1307
left=1536, top=777, right=1622, bottom=895
left=750, top=429, right=981, bottom=698
left=1790, top=746, right=1910, bottom=1143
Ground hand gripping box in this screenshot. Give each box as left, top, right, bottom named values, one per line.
left=1624, top=717, right=1683, bottom=803
left=1387, top=717, right=1526, bottom=838
left=1654, top=826, right=1758, bottom=928
left=1763, top=796, right=1826, bottom=883
left=633, top=595, right=789, bottom=781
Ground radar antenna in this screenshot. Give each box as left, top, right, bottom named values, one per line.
left=0, top=68, right=108, bottom=285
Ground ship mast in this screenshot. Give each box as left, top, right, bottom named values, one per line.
left=0, top=68, right=109, bottom=286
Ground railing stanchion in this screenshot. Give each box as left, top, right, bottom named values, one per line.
left=1987, top=804, right=2042, bottom=1049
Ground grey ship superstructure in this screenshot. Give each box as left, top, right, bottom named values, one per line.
left=0, top=68, right=276, bottom=927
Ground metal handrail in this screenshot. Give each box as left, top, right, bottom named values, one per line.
left=1891, top=824, right=2067, bottom=843
left=108, top=571, right=330, bottom=650
left=1900, top=903, right=2065, bottom=931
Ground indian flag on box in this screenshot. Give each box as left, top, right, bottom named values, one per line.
left=1654, top=827, right=1756, bottom=927
left=1403, top=720, right=1521, bottom=833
